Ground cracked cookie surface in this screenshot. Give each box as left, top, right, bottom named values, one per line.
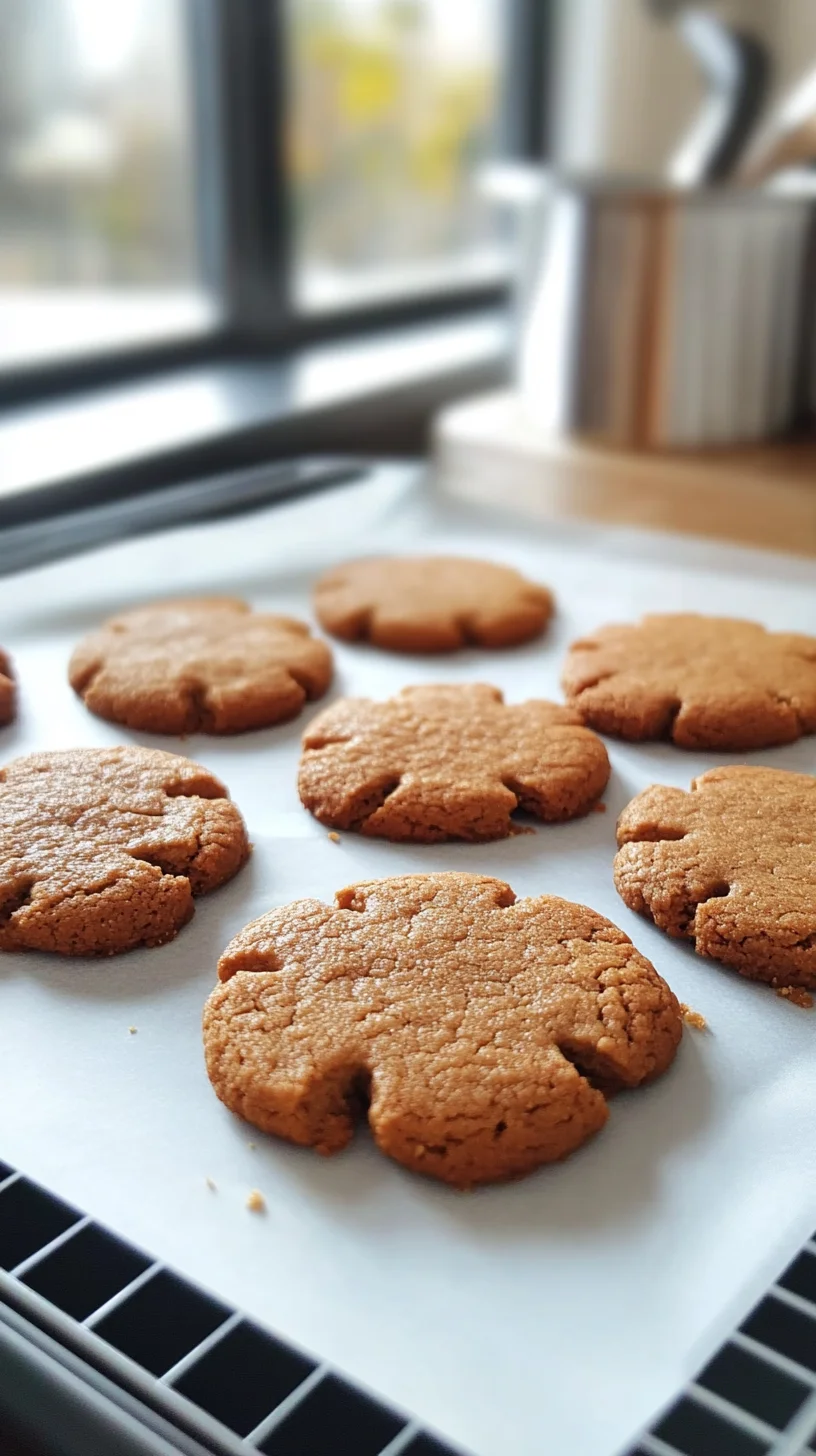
left=562, top=614, right=816, bottom=750
left=0, top=747, right=249, bottom=955
left=69, top=597, right=333, bottom=735
left=313, top=556, right=553, bottom=653
left=204, top=872, right=681, bottom=1187
left=615, top=766, right=816, bottom=988
left=298, top=684, right=610, bottom=841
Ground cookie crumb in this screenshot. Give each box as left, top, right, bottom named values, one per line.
left=247, top=1141, right=256, bottom=1150
left=776, top=985, right=813, bottom=1009
left=415, top=1144, right=426, bottom=1159
left=328, top=831, right=340, bottom=843
left=205, top=1177, right=217, bottom=1191
left=128, top=1026, right=138, bottom=1035
left=679, top=1003, right=707, bottom=1031
left=246, top=1189, right=266, bottom=1213
left=592, top=802, right=607, bottom=813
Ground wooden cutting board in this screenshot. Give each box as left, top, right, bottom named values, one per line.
left=433, top=390, right=816, bottom=558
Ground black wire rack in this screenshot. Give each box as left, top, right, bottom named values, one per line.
left=0, top=1159, right=456, bottom=1456
left=2, top=1157, right=816, bottom=1456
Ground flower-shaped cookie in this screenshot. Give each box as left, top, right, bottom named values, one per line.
left=0, top=747, right=249, bottom=955
left=204, top=873, right=681, bottom=1187
left=299, top=684, right=610, bottom=841
left=69, top=598, right=333, bottom=734
left=616, top=766, right=816, bottom=987
left=313, top=556, right=553, bottom=652
left=562, top=614, right=816, bottom=749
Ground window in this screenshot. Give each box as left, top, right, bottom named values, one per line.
left=0, top=0, right=543, bottom=386
left=0, top=0, right=212, bottom=370
left=285, top=0, right=508, bottom=311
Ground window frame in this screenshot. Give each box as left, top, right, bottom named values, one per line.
left=0, top=0, right=553, bottom=407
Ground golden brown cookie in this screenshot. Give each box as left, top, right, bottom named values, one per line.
left=562, top=613, right=816, bottom=750
left=0, top=747, right=249, bottom=956
left=203, top=873, right=681, bottom=1188
left=298, top=684, right=610, bottom=841
left=0, top=649, right=15, bottom=727
left=69, top=598, right=333, bottom=735
left=313, top=556, right=553, bottom=653
left=615, top=766, right=816, bottom=988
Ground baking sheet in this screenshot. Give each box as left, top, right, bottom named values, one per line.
left=1, top=463, right=815, bottom=1456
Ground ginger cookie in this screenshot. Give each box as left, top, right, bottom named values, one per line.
left=0, top=649, right=14, bottom=727
left=298, top=684, right=609, bottom=841
left=313, top=556, right=553, bottom=653
left=562, top=613, right=816, bottom=749
left=69, top=597, right=333, bottom=735
left=203, top=873, right=681, bottom=1188
left=0, top=747, right=249, bottom=956
left=615, top=766, right=816, bottom=988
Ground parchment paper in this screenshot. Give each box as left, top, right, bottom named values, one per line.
left=0, top=465, right=814, bottom=1456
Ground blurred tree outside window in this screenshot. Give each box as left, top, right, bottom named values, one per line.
left=0, top=0, right=207, bottom=367
left=0, top=0, right=510, bottom=372
left=0, top=0, right=198, bottom=285
left=286, top=0, right=508, bottom=309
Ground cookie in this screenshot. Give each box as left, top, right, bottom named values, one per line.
left=0, top=649, right=14, bottom=727
left=615, top=766, right=816, bottom=988
left=298, top=684, right=610, bottom=841
left=203, top=873, right=681, bottom=1187
left=0, top=747, right=249, bottom=956
left=313, top=556, right=553, bottom=652
left=562, top=613, right=816, bottom=749
left=69, top=597, right=333, bottom=735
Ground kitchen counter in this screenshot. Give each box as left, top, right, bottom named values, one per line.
left=434, top=390, right=816, bottom=558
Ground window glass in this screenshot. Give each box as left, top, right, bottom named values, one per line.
left=286, top=0, right=507, bottom=309
left=0, top=0, right=207, bottom=367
